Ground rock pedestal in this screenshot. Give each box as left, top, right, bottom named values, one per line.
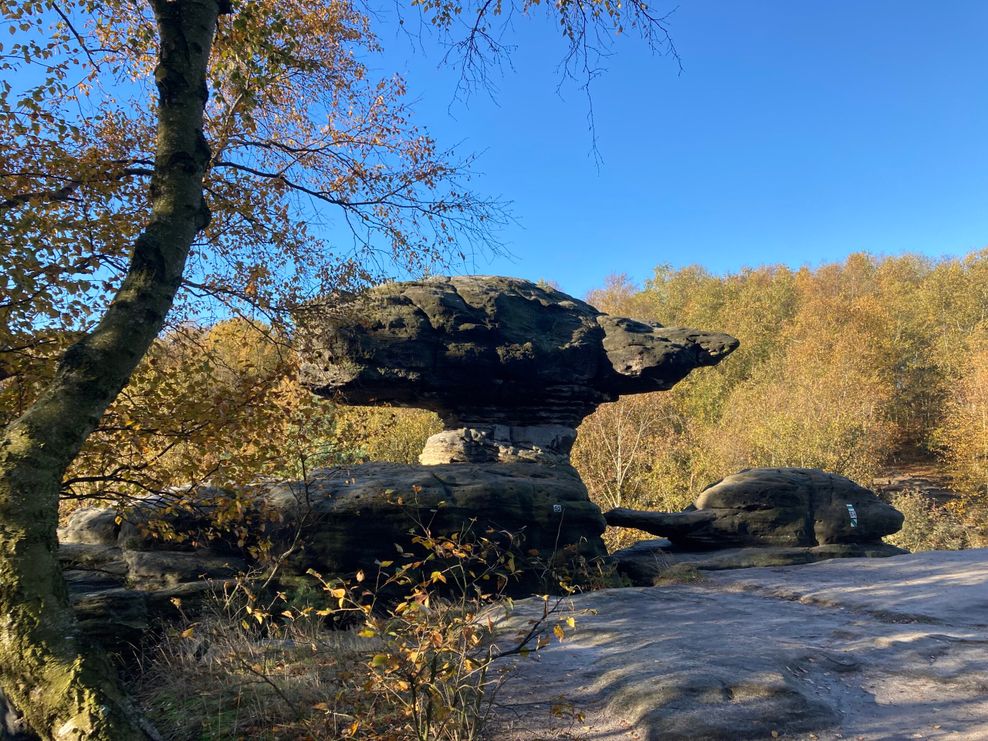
left=297, top=276, right=737, bottom=465
left=62, top=276, right=738, bottom=641
left=418, top=424, right=578, bottom=465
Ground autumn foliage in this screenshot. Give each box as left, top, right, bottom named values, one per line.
left=577, top=252, right=988, bottom=549
left=7, top=253, right=988, bottom=550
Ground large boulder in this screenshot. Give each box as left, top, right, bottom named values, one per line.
left=297, top=276, right=737, bottom=464
left=258, top=462, right=606, bottom=576
left=606, top=468, right=904, bottom=549
left=58, top=461, right=608, bottom=635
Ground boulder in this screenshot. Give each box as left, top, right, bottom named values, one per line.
left=296, top=276, right=737, bottom=464
left=606, top=468, right=904, bottom=549
left=259, top=462, right=606, bottom=578
left=58, top=461, right=608, bottom=627
left=58, top=506, right=120, bottom=545
left=69, top=581, right=223, bottom=652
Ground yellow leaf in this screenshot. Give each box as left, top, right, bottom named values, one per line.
left=355, top=569, right=365, bottom=583
left=553, top=624, right=565, bottom=641
left=180, top=626, right=195, bottom=639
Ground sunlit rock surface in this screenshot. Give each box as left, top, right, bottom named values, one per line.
left=297, top=275, right=737, bottom=464
left=58, top=276, right=738, bottom=649
left=58, top=462, right=608, bottom=646
left=493, top=549, right=988, bottom=740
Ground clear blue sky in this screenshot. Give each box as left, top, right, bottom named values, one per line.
left=367, top=0, right=988, bottom=299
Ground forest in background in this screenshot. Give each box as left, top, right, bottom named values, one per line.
left=577, top=251, right=988, bottom=550
left=4, top=251, right=986, bottom=552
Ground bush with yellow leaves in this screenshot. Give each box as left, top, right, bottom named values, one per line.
left=138, top=519, right=577, bottom=740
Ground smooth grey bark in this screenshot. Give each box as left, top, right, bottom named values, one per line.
left=0, top=1, right=224, bottom=737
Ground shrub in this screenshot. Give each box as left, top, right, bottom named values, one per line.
left=138, top=523, right=576, bottom=740
left=885, top=490, right=970, bottom=552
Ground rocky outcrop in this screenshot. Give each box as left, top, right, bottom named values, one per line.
left=59, top=462, right=608, bottom=642
left=63, top=276, right=738, bottom=643
left=605, top=468, right=906, bottom=584
left=296, top=276, right=737, bottom=464
left=257, top=462, right=606, bottom=575
left=58, top=536, right=244, bottom=650
left=607, top=468, right=904, bottom=548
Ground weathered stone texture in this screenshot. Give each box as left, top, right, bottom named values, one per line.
left=606, top=468, right=904, bottom=549
left=297, top=276, right=737, bottom=464
left=58, top=462, right=607, bottom=646
left=61, top=276, right=739, bottom=646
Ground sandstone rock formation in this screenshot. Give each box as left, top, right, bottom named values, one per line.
left=297, top=276, right=737, bottom=464
left=605, top=468, right=906, bottom=583
left=59, top=462, right=608, bottom=642
left=607, top=468, right=904, bottom=548
left=610, top=540, right=908, bottom=585
left=60, top=276, right=738, bottom=642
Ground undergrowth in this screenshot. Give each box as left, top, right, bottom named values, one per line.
left=137, top=522, right=579, bottom=740
left=886, top=490, right=972, bottom=552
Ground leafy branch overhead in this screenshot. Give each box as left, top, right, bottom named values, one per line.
left=2, top=0, right=506, bottom=367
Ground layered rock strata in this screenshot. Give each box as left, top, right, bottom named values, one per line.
left=59, top=462, right=608, bottom=644
left=607, top=468, right=904, bottom=549
left=62, top=276, right=738, bottom=642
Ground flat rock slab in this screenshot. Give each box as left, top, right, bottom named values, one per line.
left=703, top=549, right=988, bottom=628
left=492, top=549, right=988, bottom=740
left=612, top=539, right=907, bottom=585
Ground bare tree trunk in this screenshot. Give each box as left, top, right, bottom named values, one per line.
left=0, top=1, right=223, bottom=737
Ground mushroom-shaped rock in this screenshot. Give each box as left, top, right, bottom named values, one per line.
left=606, top=468, right=905, bottom=549
left=297, top=275, right=737, bottom=464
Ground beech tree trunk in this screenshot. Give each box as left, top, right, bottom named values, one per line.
left=0, top=1, right=224, bottom=737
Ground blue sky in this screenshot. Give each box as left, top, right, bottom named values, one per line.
left=366, top=0, right=988, bottom=298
